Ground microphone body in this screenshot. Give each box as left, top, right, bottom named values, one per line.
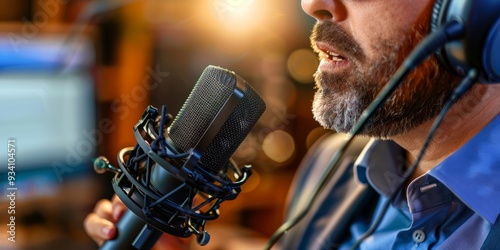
left=101, top=210, right=162, bottom=250
left=96, top=65, right=266, bottom=250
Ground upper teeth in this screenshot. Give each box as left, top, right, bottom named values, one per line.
left=327, top=51, right=343, bottom=61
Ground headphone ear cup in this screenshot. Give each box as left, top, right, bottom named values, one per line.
left=482, top=19, right=500, bottom=82
left=429, top=0, right=500, bottom=83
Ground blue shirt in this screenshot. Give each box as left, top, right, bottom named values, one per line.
left=342, top=114, right=500, bottom=249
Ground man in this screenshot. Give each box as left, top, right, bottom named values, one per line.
left=280, top=0, right=499, bottom=249
left=85, top=0, right=500, bottom=249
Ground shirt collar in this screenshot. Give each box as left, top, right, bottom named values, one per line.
left=354, top=114, right=500, bottom=224
left=430, top=114, right=500, bottom=224
left=354, top=139, right=406, bottom=197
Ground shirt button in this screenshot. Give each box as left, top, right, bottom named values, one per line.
left=412, top=229, right=426, bottom=243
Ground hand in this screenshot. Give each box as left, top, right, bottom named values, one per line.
left=83, top=195, right=127, bottom=246
left=83, top=195, right=191, bottom=249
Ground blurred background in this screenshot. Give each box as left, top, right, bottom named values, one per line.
left=0, top=0, right=330, bottom=249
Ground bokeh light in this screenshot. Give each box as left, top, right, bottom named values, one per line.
left=202, top=0, right=263, bottom=35
left=262, top=130, right=295, bottom=163
left=287, top=48, right=318, bottom=84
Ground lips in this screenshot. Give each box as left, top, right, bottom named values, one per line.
left=314, top=41, right=350, bottom=72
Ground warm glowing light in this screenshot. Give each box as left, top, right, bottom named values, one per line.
left=262, top=130, right=295, bottom=163
left=212, top=0, right=256, bottom=22
left=205, top=0, right=266, bottom=34
left=287, top=48, right=318, bottom=84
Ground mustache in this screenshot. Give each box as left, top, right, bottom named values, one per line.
left=310, top=22, right=366, bottom=63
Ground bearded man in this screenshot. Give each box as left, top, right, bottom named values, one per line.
left=85, top=0, right=500, bottom=249
left=278, top=0, right=500, bottom=249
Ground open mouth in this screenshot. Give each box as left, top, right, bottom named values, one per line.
left=319, top=49, right=346, bottom=62
left=314, top=42, right=348, bottom=63
left=314, top=42, right=351, bottom=72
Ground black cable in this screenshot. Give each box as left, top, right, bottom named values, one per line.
left=263, top=20, right=465, bottom=250
left=349, top=68, right=478, bottom=250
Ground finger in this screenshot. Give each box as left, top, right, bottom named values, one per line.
left=111, top=195, right=127, bottom=222
left=83, top=213, right=117, bottom=246
left=94, top=199, right=113, bottom=222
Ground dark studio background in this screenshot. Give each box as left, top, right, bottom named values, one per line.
left=0, top=0, right=330, bottom=249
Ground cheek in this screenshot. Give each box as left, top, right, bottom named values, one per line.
left=347, top=0, right=431, bottom=60
left=349, top=19, right=396, bottom=61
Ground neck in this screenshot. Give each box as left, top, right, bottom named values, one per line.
left=391, top=83, right=500, bottom=179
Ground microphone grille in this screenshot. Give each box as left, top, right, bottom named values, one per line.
left=169, top=66, right=266, bottom=172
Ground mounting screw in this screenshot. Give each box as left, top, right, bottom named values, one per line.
left=93, top=156, right=121, bottom=174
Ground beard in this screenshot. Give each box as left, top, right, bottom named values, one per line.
left=311, top=20, right=463, bottom=138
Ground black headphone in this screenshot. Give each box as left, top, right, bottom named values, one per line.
left=431, top=0, right=500, bottom=83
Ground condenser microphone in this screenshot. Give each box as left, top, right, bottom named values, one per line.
left=95, top=65, right=266, bottom=250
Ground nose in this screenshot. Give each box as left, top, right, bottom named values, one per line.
left=301, top=0, right=346, bottom=22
